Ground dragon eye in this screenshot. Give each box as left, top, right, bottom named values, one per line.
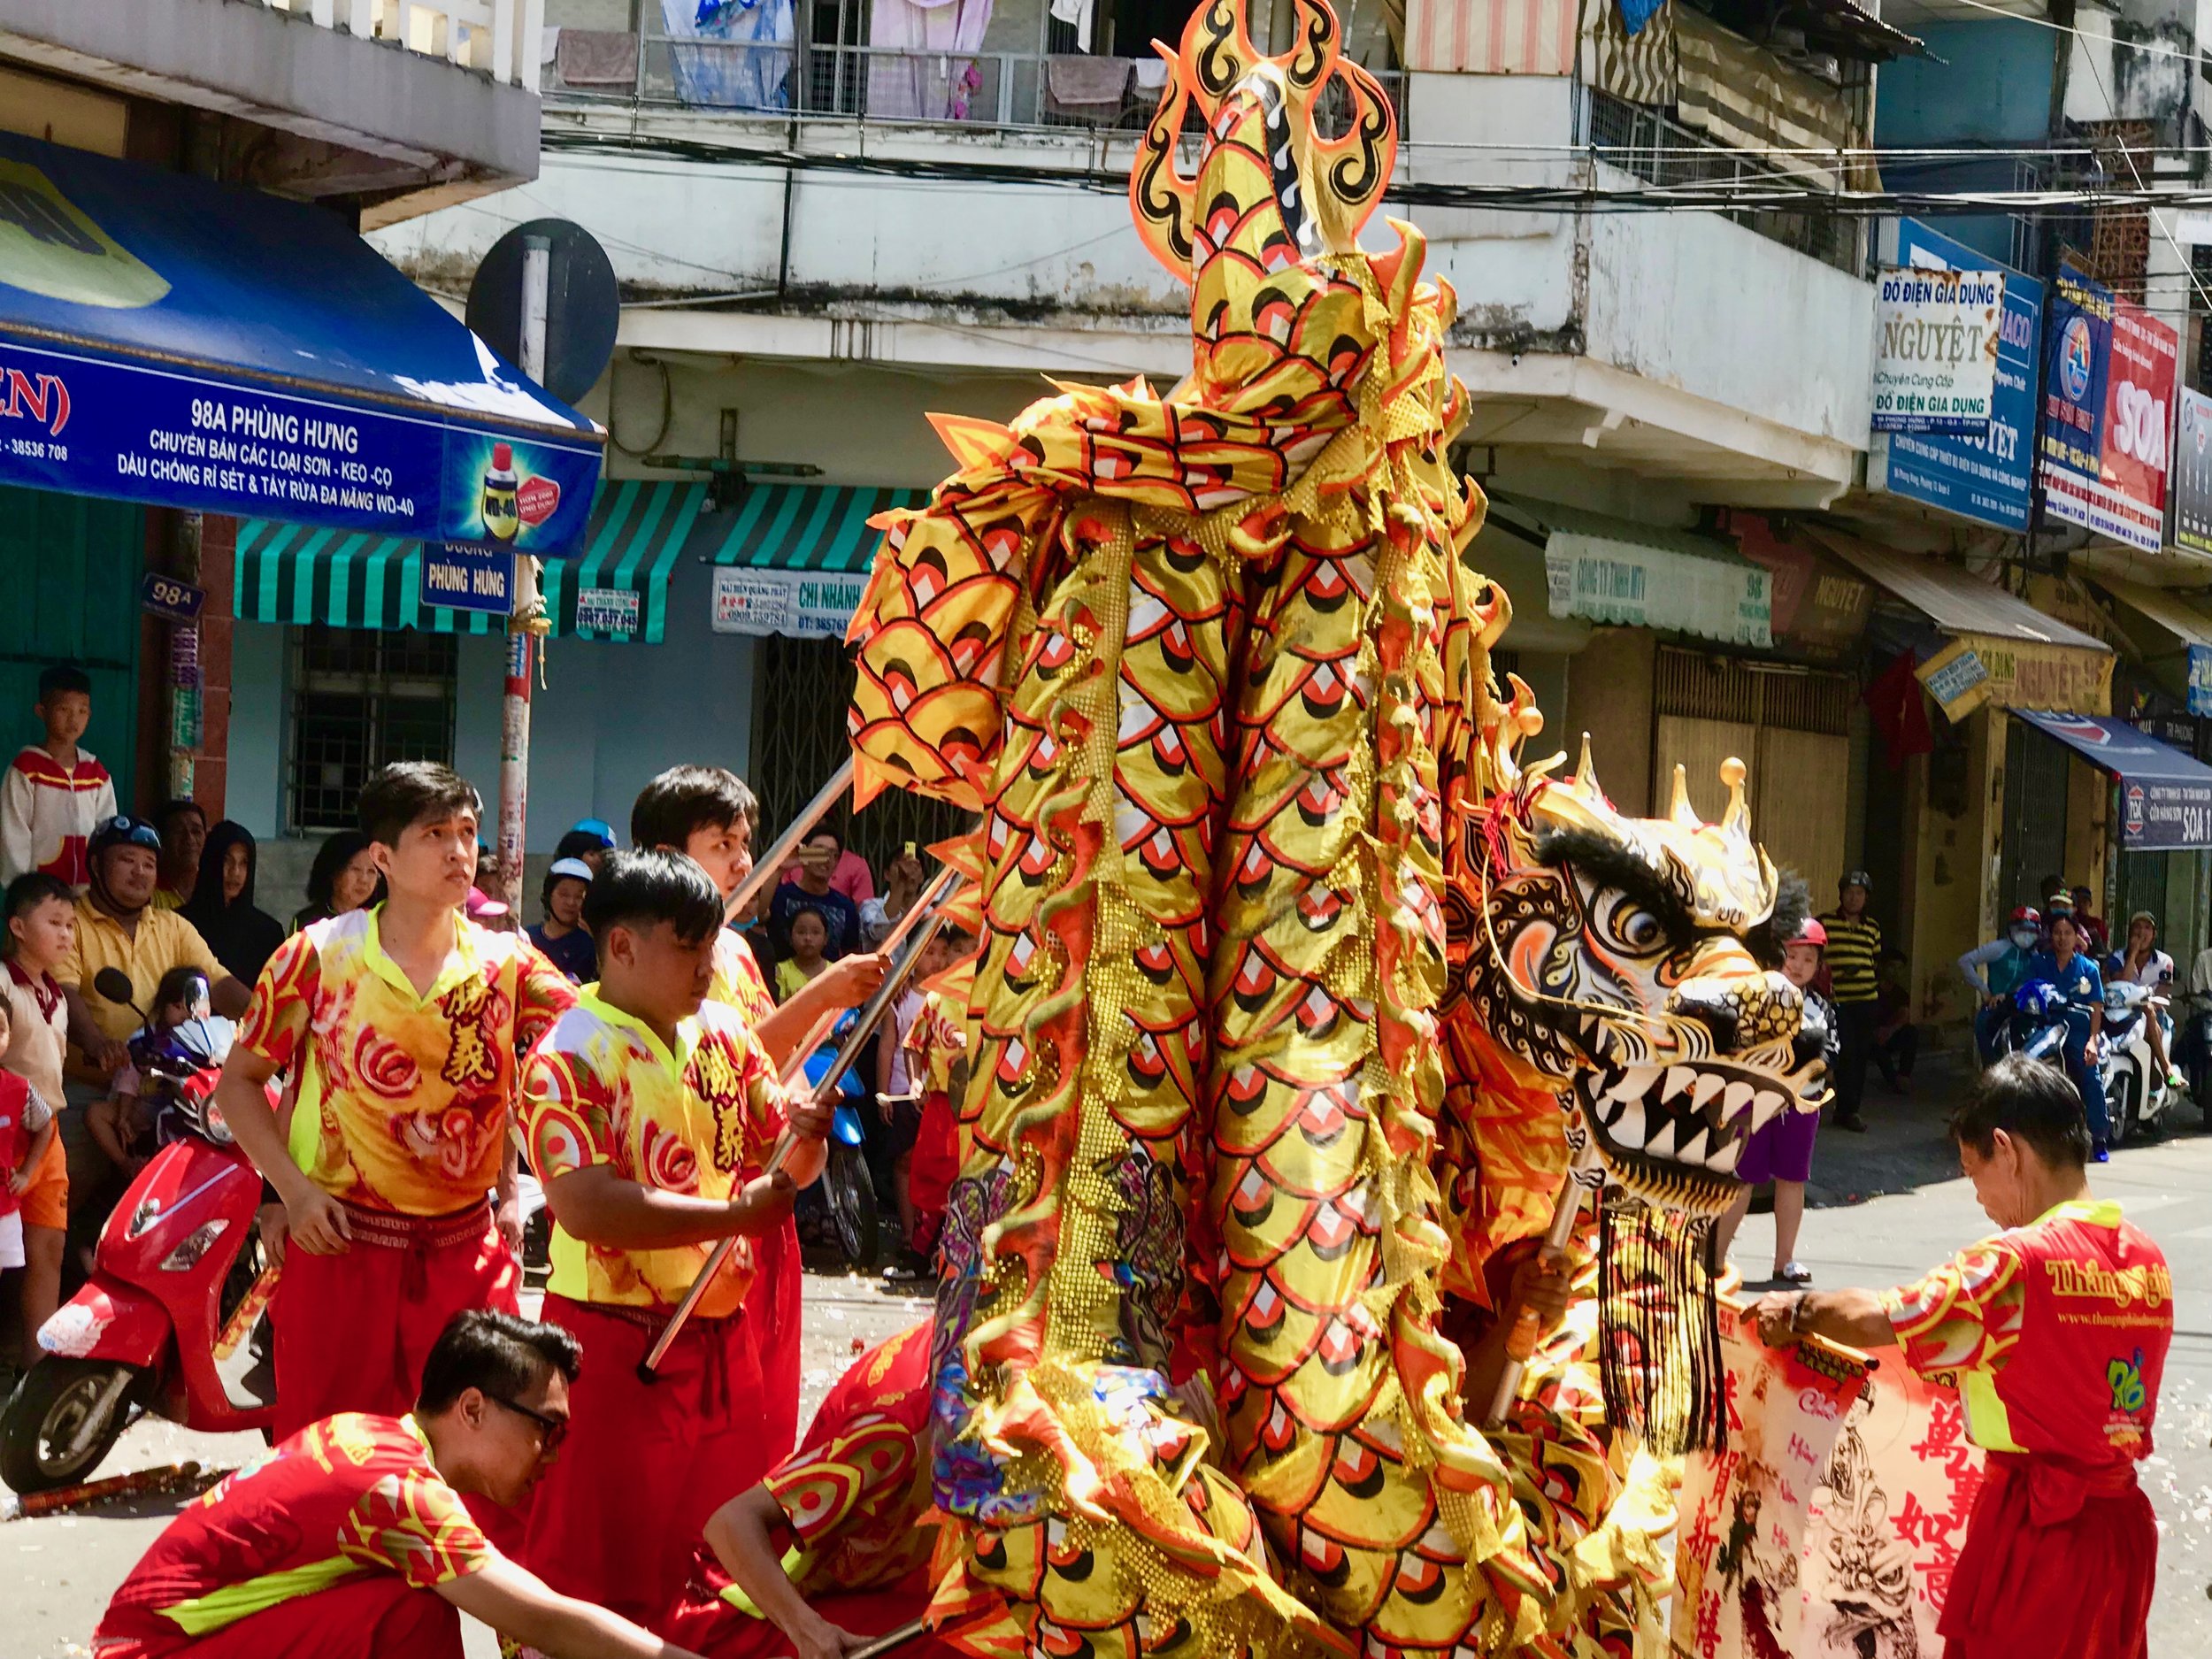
left=1607, top=901, right=1667, bottom=953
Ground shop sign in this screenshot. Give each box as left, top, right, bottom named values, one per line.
left=1866, top=221, right=2040, bottom=532
left=2192, top=648, right=2212, bottom=718
left=1915, top=637, right=1992, bottom=719
left=1544, top=534, right=1771, bottom=648
left=2174, top=388, right=2212, bottom=557
left=1870, top=265, right=2004, bottom=434
left=1730, top=516, right=1870, bottom=657
left=419, top=544, right=511, bottom=615
left=2038, top=263, right=2177, bottom=553
left=574, top=587, right=640, bottom=635
left=710, top=565, right=870, bottom=639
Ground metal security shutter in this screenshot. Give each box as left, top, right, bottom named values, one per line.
left=2000, top=717, right=2073, bottom=915
left=1654, top=649, right=1855, bottom=897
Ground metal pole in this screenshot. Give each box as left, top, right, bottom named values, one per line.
left=495, top=234, right=553, bottom=914
left=726, top=755, right=856, bottom=924
left=639, top=881, right=959, bottom=1381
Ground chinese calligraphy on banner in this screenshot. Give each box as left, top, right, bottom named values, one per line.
left=1672, top=1305, right=1870, bottom=1658
left=1801, top=1363, right=1985, bottom=1659
left=1671, top=1305, right=1987, bottom=1659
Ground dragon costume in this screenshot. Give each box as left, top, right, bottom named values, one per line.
left=843, top=2, right=1822, bottom=1651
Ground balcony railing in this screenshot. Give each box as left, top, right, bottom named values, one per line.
left=1587, top=91, right=1865, bottom=278
left=263, top=0, right=543, bottom=91
left=545, top=30, right=1406, bottom=139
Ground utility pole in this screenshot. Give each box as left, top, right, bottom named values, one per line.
left=495, top=233, right=551, bottom=914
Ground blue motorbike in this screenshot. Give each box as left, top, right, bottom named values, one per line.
left=1998, top=979, right=2076, bottom=1069
left=801, top=1010, right=880, bottom=1269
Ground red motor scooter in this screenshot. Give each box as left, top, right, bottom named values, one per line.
left=0, top=969, right=279, bottom=1493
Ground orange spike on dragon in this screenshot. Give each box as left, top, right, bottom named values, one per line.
left=844, top=1, right=1819, bottom=1653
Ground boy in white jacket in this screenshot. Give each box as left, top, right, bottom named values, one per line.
left=1, top=665, right=116, bottom=890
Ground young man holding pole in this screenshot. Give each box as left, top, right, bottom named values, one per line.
left=214, top=764, right=576, bottom=1440
left=630, top=764, right=887, bottom=1464
left=518, top=850, right=832, bottom=1630
left=1750, top=1053, right=2170, bottom=1659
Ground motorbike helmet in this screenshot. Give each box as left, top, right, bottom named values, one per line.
left=1839, top=870, right=1871, bottom=895
left=2008, top=905, right=2040, bottom=926
left=88, top=813, right=162, bottom=860
left=1793, top=918, right=1828, bottom=949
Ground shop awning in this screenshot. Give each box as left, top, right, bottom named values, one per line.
left=234, top=476, right=700, bottom=643
left=702, top=483, right=927, bottom=640
left=2014, top=711, right=2212, bottom=850
left=2097, top=579, right=2212, bottom=716
left=1809, top=527, right=2114, bottom=715
left=0, top=128, right=602, bottom=552
left=1493, top=495, right=1772, bottom=649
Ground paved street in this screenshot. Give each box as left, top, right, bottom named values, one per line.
left=6, top=1068, right=2209, bottom=1656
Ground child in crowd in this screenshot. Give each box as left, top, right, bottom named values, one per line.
left=774, top=907, right=832, bottom=1003
left=902, top=926, right=972, bottom=1265
left=0, top=1003, right=58, bottom=1294
left=527, top=857, right=597, bottom=984
left=89, top=965, right=223, bottom=1165
left=1, top=665, right=116, bottom=888
left=2, top=872, right=73, bottom=1342
left=1712, top=917, right=1839, bottom=1286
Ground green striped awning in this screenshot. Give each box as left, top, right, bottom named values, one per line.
left=234, top=480, right=703, bottom=644
left=697, top=484, right=926, bottom=571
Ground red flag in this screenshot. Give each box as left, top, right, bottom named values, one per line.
left=1863, top=650, right=1935, bottom=770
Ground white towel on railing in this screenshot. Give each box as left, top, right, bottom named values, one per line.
left=1048, top=0, right=1094, bottom=52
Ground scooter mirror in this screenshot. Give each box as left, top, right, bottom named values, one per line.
left=93, top=967, right=142, bottom=1011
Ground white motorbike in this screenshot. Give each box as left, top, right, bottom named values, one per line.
left=2100, top=980, right=2177, bottom=1147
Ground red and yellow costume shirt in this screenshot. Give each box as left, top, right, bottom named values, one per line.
left=239, top=907, right=574, bottom=1217
left=689, top=1321, right=939, bottom=1611
left=712, top=928, right=778, bottom=1029
left=1883, top=1197, right=2171, bottom=1463
left=902, top=989, right=964, bottom=1104
left=521, top=991, right=787, bottom=1319
left=94, top=1413, right=492, bottom=1657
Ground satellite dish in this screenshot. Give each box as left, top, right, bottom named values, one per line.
left=466, top=219, right=620, bottom=406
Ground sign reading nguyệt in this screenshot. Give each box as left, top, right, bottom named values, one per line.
left=1871, top=265, right=2005, bottom=434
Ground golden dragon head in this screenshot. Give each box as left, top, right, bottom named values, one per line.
left=1448, top=692, right=1827, bottom=1217
left=1130, top=0, right=1398, bottom=411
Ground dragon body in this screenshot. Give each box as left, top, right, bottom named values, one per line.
left=843, top=4, right=1819, bottom=1651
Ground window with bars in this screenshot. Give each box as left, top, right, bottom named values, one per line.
left=288, top=627, right=458, bottom=832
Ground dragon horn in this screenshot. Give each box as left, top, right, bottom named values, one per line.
left=1571, top=731, right=1601, bottom=801
left=1719, top=756, right=1752, bottom=840
left=1668, top=762, right=1699, bottom=828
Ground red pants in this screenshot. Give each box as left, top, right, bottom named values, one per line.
left=743, top=1218, right=803, bottom=1457
left=273, top=1202, right=518, bottom=1441
left=96, top=1571, right=461, bottom=1659
left=1941, top=1455, right=2155, bottom=1659
left=909, top=1094, right=957, bottom=1256
left=523, top=1294, right=780, bottom=1633
left=664, top=1583, right=957, bottom=1659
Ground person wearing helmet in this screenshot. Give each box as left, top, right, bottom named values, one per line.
left=1713, top=916, right=1839, bottom=1286
left=1818, top=871, right=1879, bottom=1133
left=1959, top=905, right=2046, bottom=1064
left=555, top=819, right=618, bottom=877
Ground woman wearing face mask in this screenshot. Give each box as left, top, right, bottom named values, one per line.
left=2106, top=910, right=2180, bottom=1089
left=1959, top=906, right=2045, bottom=1065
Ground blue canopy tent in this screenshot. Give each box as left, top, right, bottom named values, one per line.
left=2013, top=711, right=2212, bottom=852
left=0, top=128, right=601, bottom=554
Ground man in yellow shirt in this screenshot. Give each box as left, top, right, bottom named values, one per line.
left=55, top=815, right=246, bottom=1231
left=518, top=849, right=830, bottom=1632
left=213, top=764, right=576, bottom=1440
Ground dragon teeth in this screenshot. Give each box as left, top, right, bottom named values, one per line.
left=1609, top=1066, right=1658, bottom=1103
left=1709, top=1135, right=1743, bottom=1175
left=1693, top=1073, right=1725, bottom=1110
left=1751, top=1090, right=1786, bottom=1131
left=1664, top=1065, right=1694, bottom=1101
left=1614, top=1102, right=1647, bottom=1148
left=1723, top=1080, right=1755, bottom=1119
left=1678, top=1125, right=1711, bottom=1166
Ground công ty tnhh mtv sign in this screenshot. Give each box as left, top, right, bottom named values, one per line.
left=1871, top=266, right=2005, bottom=434
left=710, top=565, right=871, bottom=639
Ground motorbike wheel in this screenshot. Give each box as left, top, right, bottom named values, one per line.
left=2108, top=1071, right=2139, bottom=1148
left=0, top=1358, right=137, bottom=1494
left=823, top=1143, right=879, bottom=1271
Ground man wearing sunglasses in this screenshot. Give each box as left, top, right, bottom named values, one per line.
left=96, top=1308, right=715, bottom=1659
